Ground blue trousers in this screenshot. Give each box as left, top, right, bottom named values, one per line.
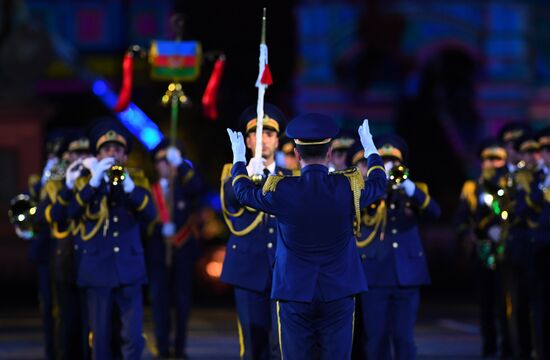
left=234, top=287, right=281, bottom=360
left=85, top=284, right=144, bottom=360
left=55, top=282, right=87, bottom=360
left=359, top=287, right=419, bottom=360
left=36, top=263, right=56, bottom=360
left=277, top=295, right=355, bottom=360
left=148, top=257, right=194, bottom=358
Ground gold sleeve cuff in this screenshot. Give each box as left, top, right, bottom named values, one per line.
left=232, top=174, right=250, bottom=187
left=137, top=194, right=149, bottom=212
left=367, top=165, right=385, bottom=177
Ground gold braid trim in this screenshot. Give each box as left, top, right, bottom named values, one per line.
left=220, top=163, right=233, bottom=181
left=136, top=194, right=149, bottom=212
left=223, top=211, right=264, bottom=236
left=232, top=175, right=250, bottom=187
left=544, top=188, right=550, bottom=203
left=220, top=178, right=244, bottom=217
left=52, top=222, right=72, bottom=239
left=45, top=204, right=53, bottom=224
left=79, top=197, right=108, bottom=241
left=460, top=180, right=477, bottom=212
left=331, top=168, right=365, bottom=237
left=292, top=169, right=301, bottom=176
left=367, top=165, right=385, bottom=177
left=75, top=175, right=91, bottom=191
left=356, top=201, right=387, bottom=248
left=414, top=182, right=431, bottom=210
left=76, top=193, right=86, bottom=207
left=262, top=175, right=285, bottom=195
left=56, top=195, right=69, bottom=207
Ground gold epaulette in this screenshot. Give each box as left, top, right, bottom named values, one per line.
left=128, top=168, right=150, bottom=191
left=262, top=175, right=286, bottom=195
left=28, top=174, right=40, bottom=190
left=331, top=167, right=364, bottom=237
left=460, top=180, right=477, bottom=212
left=515, top=169, right=533, bottom=193
left=42, top=179, right=63, bottom=203
left=544, top=189, right=550, bottom=204
left=75, top=175, right=91, bottom=191
left=221, top=163, right=233, bottom=182
left=292, top=169, right=301, bottom=176
left=415, top=182, right=428, bottom=194
left=357, top=200, right=386, bottom=248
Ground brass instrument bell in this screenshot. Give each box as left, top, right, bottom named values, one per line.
left=108, top=164, right=126, bottom=186
left=388, top=164, right=409, bottom=189
left=8, top=194, right=37, bottom=239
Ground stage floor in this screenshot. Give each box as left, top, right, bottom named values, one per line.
left=0, top=302, right=483, bottom=359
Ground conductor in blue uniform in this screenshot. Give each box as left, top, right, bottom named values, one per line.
left=227, top=114, right=387, bottom=359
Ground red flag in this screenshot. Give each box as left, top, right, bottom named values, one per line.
left=202, top=56, right=225, bottom=120
left=113, top=52, right=134, bottom=112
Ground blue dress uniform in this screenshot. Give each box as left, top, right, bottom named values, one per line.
left=145, top=141, right=203, bottom=358
left=29, top=174, right=57, bottom=360
left=504, top=133, right=545, bottom=359
left=68, top=120, right=156, bottom=360
left=355, top=135, right=440, bottom=360
left=532, top=127, right=550, bottom=360
left=455, top=138, right=512, bottom=358
left=220, top=104, right=291, bottom=360
left=229, top=114, right=387, bottom=359
left=45, top=133, right=92, bottom=360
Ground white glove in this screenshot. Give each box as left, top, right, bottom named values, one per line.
left=543, top=174, right=550, bottom=189
left=82, top=156, right=98, bottom=171
left=162, top=222, right=176, bottom=237
left=65, top=159, right=84, bottom=190
left=247, top=156, right=266, bottom=176
left=358, top=119, right=378, bottom=158
left=41, top=157, right=59, bottom=185
left=400, top=178, right=416, bottom=197
left=166, top=146, right=183, bottom=167
left=227, top=129, right=246, bottom=164
left=89, top=157, right=115, bottom=188
left=384, top=161, right=395, bottom=173
left=488, top=225, right=501, bottom=243
left=123, top=171, right=135, bottom=193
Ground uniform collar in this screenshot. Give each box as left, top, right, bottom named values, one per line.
left=301, top=164, right=329, bottom=174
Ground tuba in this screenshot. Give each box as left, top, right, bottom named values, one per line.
left=388, top=164, right=409, bottom=190
left=108, top=163, right=126, bottom=186
left=8, top=194, right=37, bottom=240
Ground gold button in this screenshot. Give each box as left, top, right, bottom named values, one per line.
left=391, top=216, right=396, bottom=221
left=361, top=254, right=366, bottom=260
left=232, top=244, right=237, bottom=250
left=390, top=204, right=395, bottom=209
left=392, top=242, right=398, bottom=249
left=267, top=242, right=273, bottom=249
left=269, top=228, right=274, bottom=234
left=113, top=231, right=119, bottom=237
left=111, top=202, right=116, bottom=206
left=113, top=216, right=119, bottom=223
left=114, top=246, right=120, bottom=253
left=418, top=251, right=423, bottom=256
left=57, top=249, right=61, bottom=255
left=391, top=229, right=397, bottom=234
left=74, top=245, right=79, bottom=250
left=270, top=214, right=275, bottom=218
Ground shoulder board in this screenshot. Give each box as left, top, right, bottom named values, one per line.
left=292, top=169, right=301, bottom=176
left=330, top=166, right=359, bottom=176
left=128, top=168, right=150, bottom=191
left=44, top=180, right=63, bottom=203
left=460, top=180, right=477, bottom=211
left=414, top=182, right=429, bottom=194
left=262, top=174, right=286, bottom=195
left=221, top=163, right=233, bottom=182
left=75, top=175, right=91, bottom=191
left=515, top=170, right=533, bottom=192
left=28, top=174, right=40, bottom=188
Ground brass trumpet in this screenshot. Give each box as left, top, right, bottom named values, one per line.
left=8, top=194, right=37, bottom=240
left=108, top=164, right=126, bottom=186
left=388, top=164, right=409, bottom=190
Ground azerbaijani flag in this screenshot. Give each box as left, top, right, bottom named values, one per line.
left=149, top=40, right=202, bottom=81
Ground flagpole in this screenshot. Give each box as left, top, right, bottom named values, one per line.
left=252, top=8, right=268, bottom=183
